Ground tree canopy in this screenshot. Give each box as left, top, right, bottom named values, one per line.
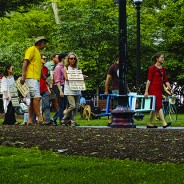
left=0, top=0, right=183, bottom=93
left=0, top=0, right=43, bottom=17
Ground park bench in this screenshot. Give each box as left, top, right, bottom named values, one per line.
left=98, top=94, right=156, bottom=118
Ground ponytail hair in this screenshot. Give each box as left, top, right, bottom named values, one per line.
left=151, top=53, right=163, bottom=63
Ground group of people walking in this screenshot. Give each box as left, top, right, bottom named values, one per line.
left=0, top=36, right=173, bottom=128
left=104, top=52, right=173, bottom=128
left=1, top=36, right=81, bottom=126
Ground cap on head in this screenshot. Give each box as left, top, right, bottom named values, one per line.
left=34, top=36, right=48, bottom=45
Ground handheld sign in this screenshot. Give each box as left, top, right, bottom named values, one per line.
left=15, top=77, right=30, bottom=98
left=66, top=70, right=86, bottom=90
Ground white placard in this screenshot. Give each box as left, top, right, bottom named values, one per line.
left=11, top=97, right=20, bottom=107
left=15, top=77, right=30, bottom=97
left=66, top=70, right=82, bottom=74
left=67, top=70, right=86, bottom=91
left=69, top=81, right=86, bottom=90
left=67, top=73, right=84, bottom=80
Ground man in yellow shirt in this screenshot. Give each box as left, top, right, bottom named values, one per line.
left=20, top=36, right=48, bottom=125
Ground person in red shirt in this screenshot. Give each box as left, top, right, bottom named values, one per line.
left=144, top=53, right=173, bottom=128
left=40, top=54, right=51, bottom=124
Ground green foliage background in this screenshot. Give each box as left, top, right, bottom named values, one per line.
left=0, top=0, right=183, bottom=92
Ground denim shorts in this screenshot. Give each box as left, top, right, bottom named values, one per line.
left=26, top=79, right=41, bottom=98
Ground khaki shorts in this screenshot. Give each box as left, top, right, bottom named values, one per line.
left=26, top=79, right=41, bottom=98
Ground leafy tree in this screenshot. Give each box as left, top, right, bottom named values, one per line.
left=0, top=0, right=183, bottom=95
left=0, top=0, right=43, bottom=17
left=0, top=4, right=56, bottom=77
left=55, top=0, right=119, bottom=93
left=155, top=0, right=184, bottom=85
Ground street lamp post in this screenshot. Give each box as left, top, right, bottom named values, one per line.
left=133, top=0, right=143, bottom=91
left=110, top=0, right=135, bottom=128
left=132, top=0, right=144, bottom=121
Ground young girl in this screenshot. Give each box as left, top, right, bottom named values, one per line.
left=1, top=64, right=19, bottom=125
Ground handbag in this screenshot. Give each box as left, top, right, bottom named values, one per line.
left=19, top=102, right=28, bottom=113
left=15, top=102, right=28, bottom=115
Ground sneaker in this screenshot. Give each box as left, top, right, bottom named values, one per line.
left=49, top=119, right=57, bottom=126
left=71, top=121, right=80, bottom=127
left=61, top=120, right=71, bottom=126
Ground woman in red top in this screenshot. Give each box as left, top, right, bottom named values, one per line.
left=144, top=53, right=173, bottom=128
left=39, top=54, right=51, bottom=124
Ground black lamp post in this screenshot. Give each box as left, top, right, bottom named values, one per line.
left=110, top=0, right=135, bottom=128
left=133, top=0, right=143, bottom=91
left=132, top=0, right=144, bottom=121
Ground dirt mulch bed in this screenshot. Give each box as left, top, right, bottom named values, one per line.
left=1, top=125, right=184, bottom=163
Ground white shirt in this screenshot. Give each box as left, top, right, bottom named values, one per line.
left=1, top=76, right=17, bottom=113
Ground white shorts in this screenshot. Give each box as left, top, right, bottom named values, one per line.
left=26, top=79, right=40, bottom=98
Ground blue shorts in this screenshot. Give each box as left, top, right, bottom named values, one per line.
left=26, top=79, right=40, bottom=98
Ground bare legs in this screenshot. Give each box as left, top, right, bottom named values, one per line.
left=148, top=109, right=167, bottom=126
left=28, top=97, right=43, bottom=125
left=158, top=109, right=167, bottom=126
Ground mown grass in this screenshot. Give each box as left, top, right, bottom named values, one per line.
left=0, top=112, right=183, bottom=183
left=0, top=146, right=184, bottom=184
left=76, top=113, right=184, bottom=127
left=0, top=112, right=184, bottom=127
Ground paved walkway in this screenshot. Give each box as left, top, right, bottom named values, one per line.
left=78, top=126, right=184, bottom=129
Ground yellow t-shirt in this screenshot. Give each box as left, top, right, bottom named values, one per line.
left=24, top=46, right=41, bottom=80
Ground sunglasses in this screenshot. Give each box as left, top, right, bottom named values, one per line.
left=69, top=57, right=76, bottom=60
left=42, top=58, right=47, bottom=60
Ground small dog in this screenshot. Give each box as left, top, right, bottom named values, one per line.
left=82, top=105, right=91, bottom=121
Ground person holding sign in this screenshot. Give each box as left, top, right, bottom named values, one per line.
left=61, top=53, right=81, bottom=126
left=1, top=64, right=19, bottom=125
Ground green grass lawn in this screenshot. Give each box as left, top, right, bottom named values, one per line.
left=75, top=113, right=184, bottom=127
left=0, top=112, right=184, bottom=127
left=0, top=146, right=184, bottom=184
left=0, top=112, right=184, bottom=184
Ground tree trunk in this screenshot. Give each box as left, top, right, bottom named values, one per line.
left=51, top=1, right=61, bottom=24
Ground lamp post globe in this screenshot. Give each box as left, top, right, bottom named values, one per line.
left=133, top=0, right=143, bottom=5
left=114, top=0, right=119, bottom=5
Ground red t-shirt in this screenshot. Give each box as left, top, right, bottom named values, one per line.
left=40, top=65, right=49, bottom=93
left=147, top=65, right=169, bottom=109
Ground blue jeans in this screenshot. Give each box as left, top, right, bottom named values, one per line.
left=52, top=85, right=66, bottom=122
left=41, top=91, right=51, bottom=122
